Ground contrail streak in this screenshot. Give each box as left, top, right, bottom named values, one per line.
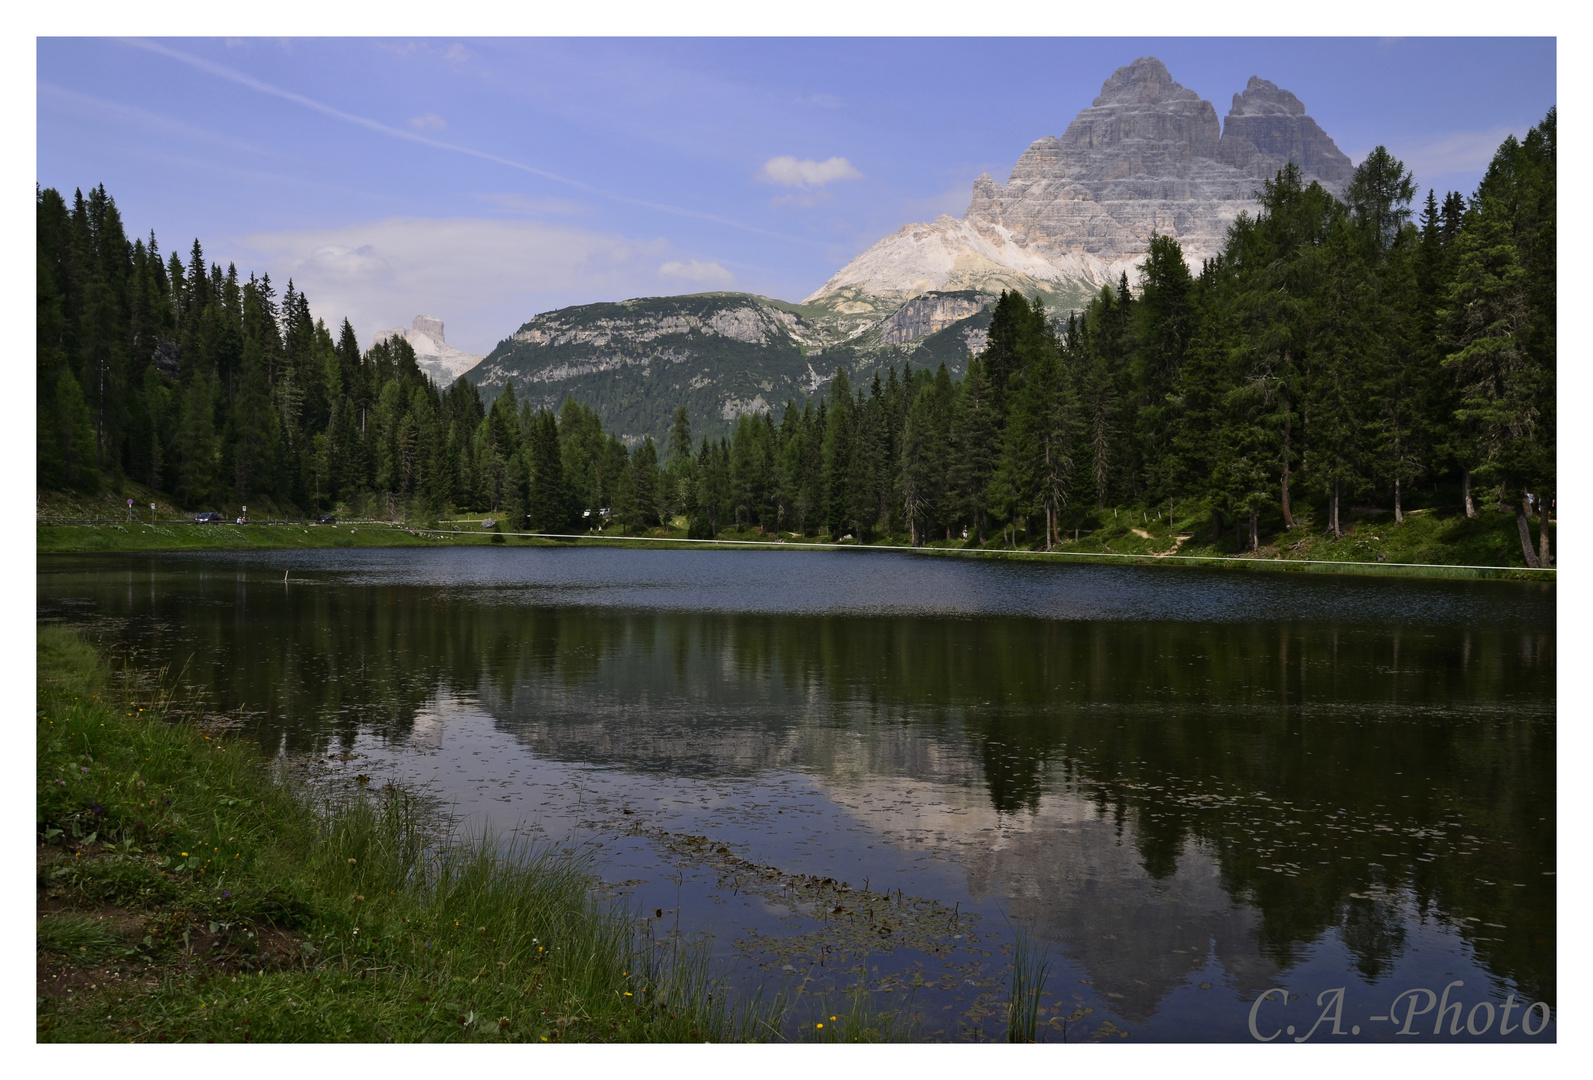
left=122, top=38, right=823, bottom=248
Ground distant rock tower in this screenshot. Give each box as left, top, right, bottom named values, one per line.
left=372, top=315, right=485, bottom=386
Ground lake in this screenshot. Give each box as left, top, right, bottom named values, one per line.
left=36, top=547, right=1556, bottom=1042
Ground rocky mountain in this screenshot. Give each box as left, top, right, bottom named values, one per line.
left=469, top=57, right=1356, bottom=444
left=373, top=315, right=484, bottom=387
left=469, top=291, right=990, bottom=444
left=807, top=57, right=1353, bottom=309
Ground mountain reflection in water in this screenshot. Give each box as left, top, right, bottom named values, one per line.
left=38, top=549, right=1554, bottom=1038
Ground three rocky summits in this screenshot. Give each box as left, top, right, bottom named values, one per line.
left=425, top=57, right=1354, bottom=408
left=808, top=56, right=1352, bottom=311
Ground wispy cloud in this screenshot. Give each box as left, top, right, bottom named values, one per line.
left=121, top=38, right=823, bottom=249
left=238, top=217, right=736, bottom=354
left=1367, top=125, right=1526, bottom=189
left=39, top=82, right=276, bottom=162
left=659, top=259, right=733, bottom=287
left=757, top=155, right=863, bottom=189
left=375, top=40, right=476, bottom=74
left=896, top=183, right=974, bottom=222
left=409, top=113, right=446, bottom=131
left=476, top=192, right=591, bottom=217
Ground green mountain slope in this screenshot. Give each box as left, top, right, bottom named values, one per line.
left=467, top=290, right=994, bottom=444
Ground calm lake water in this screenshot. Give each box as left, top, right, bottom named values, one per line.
left=37, top=548, right=1555, bottom=1042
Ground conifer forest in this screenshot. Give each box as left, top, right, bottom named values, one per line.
left=36, top=114, right=1554, bottom=565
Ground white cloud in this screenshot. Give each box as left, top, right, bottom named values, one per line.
left=409, top=112, right=446, bottom=130
left=1362, top=125, right=1526, bottom=188
left=757, top=155, right=863, bottom=189
left=236, top=217, right=685, bottom=354
left=659, top=259, right=734, bottom=287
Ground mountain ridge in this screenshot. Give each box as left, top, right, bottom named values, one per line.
left=808, top=56, right=1352, bottom=306
left=468, top=56, right=1356, bottom=443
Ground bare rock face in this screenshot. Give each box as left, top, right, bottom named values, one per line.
left=876, top=291, right=994, bottom=347
left=809, top=57, right=1353, bottom=308
left=1217, top=76, right=1354, bottom=187
left=373, top=315, right=485, bottom=386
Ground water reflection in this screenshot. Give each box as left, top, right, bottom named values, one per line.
left=37, top=550, right=1554, bottom=1037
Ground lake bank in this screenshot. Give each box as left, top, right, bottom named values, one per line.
left=37, top=518, right=1552, bottom=582
left=39, top=549, right=1557, bottom=1041
left=34, top=625, right=779, bottom=1043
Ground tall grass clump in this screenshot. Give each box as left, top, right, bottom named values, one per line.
left=36, top=623, right=762, bottom=1042
left=1006, top=929, right=1050, bottom=1043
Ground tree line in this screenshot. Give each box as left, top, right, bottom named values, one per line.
left=37, top=112, right=1552, bottom=562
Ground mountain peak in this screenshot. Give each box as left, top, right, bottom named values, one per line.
left=411, top=314, right=447, bottom=342
left=809, top=57, right=1356, bottom=307
left=1091, top=56, right=1200, bottom=108
left=374, top=314, right=484, bottom=386
left=1228, top=76, right=1308, bottom=118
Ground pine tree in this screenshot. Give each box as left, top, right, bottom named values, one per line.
left=1442, top=110, right=1556, bottom=565
left=526, top=408, right=571, bottom=532
left=948, top=358, right=998, bottom=543
left=821, top=368, right=855, bottom=538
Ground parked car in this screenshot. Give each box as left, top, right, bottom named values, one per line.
left=316, top=514, right=337, bottom=524
left=194, top=512, right=223, bottom=524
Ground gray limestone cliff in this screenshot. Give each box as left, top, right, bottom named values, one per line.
left=810, top=57, right=1354, bottom=306
left=373, top=315, right=484, bottom=387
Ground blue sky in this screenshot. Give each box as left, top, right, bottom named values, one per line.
left=37, top=37, right=1557, bottom=356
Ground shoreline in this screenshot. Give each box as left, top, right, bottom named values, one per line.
left=37, top=522, right=1553, bottom=582
left=34, top=626, right=770, bottom=1043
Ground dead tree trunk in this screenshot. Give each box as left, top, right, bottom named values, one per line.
left=1462, top=469, right=1476, bottom=518
left=1516, top=494, right=1540, bottom=567
left=1537, top=490, right=1552, bottom=567
left=1281, top=463, right=1294, bottom=529
left=1393, top=477, right=1404, bottom=524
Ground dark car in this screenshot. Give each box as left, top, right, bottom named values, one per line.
left=194, top=512, right=223, bottom=524
left=316, top=514, right=337, bottom=524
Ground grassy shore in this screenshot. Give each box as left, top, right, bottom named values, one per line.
left=38, top=480, right=1552, bottom=581
left=35, top=625, right=778, bottom=1043
left=35, top=521, right=487, bottom=553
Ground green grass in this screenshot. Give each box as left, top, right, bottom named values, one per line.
left=35, top=522, right=500, bottom=553
left=1005, top=930, right=1050, bottom=1044
left=35, top=625, right=772, bottom=1043
left=37, top=910, right=131, bottom=962
left=40, top=496, right=1550, bottom=583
